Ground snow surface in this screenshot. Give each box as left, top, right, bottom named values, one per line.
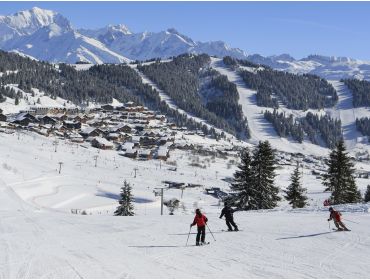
left=328, top=81, right=365, bottom=149
left=0, top=85, right=76, bottom=114
left=0, top=130, right=370, bottom=278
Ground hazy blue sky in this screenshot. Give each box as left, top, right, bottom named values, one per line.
left=1, top=1, right=370, bottom=60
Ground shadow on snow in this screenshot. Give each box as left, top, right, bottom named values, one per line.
left=128, top=245, right=195, bottom=248
left=276, top=231, right=334, bottom=240
left=95, top=190, right=154, bottom=203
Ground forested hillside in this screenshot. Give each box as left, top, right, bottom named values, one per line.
left=301, top=112, right=342, bottom=149
left=264, top=110, right=304, bottom=142
left=138, top=54, right=249, bottom=138
left=356, top=117, right=370, bottom=138
left=222, top=56, right=338, bottom=110
left=0, top=51, right=220, bottom=137
left=239, top=69, right=338, bottom=110
left=264, top=110, right=342, bottom=148
left=342, top=79, right=370, bottom=107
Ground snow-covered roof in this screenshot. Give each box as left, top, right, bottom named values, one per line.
left=124, top=148, right=137, bottom=154
left=93, top=137, right=113, bottom=147
left=122, top=142, right=135, bottom=150
left=81, top=127, right=99, bottom=134
left=131, top=136, right=140, bottom=143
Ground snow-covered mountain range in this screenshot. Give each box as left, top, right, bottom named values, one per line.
left=0, top=7, right=245, bottom=64
left=246, top=54, right=370, bottom=80
left=1, top=7, right=370, bottom=80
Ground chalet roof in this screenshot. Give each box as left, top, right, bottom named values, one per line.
left=14, top=112, right=35, bottom=121
left=109, top=123, right=133, bottom=132
left=131, top=136, right=140, bottom=143
left=50, top=113, right=66, bottom=118
left=124, top=148, right=137, bottom=154
left=80, top=127, right=99, bottom=134
left=70, top=133, right=83, bottom=139
left=93, top=137, right=114, bottom=147
left=63, top=120, right=79, bottom=125
left=122, top=142, right=135, bottom=150
left=108, top=133, right=120, bottom=137
left=41, top=124, right=53, bottom=129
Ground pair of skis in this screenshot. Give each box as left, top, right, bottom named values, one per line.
left=332, top=228, right=351, bottom=232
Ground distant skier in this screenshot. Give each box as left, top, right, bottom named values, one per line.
left=219, top=203, right=238, bottom=231
left=190, top=209, right=208, bottom=246
left=327, top=207, right=350, bottom=231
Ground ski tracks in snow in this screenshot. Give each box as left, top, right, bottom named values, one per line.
left=210, top=58, right=280, bottom=145
left=319, top=230, right=361, bottom=277
left=329, top=80, right=363, bottom=150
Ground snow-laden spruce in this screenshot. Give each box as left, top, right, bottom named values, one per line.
left=114, top=180, right=135, bottom=216
left=322, top=140, right=362, bottom=204
left=284, top=162, right=308, bottom=208
left=230, top=140, right=280, bottom=210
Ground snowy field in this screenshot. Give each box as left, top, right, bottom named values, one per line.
left=1, top=130, right=370, bottom=278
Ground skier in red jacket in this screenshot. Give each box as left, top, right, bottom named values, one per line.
left=328, top=207, right=349, bottom=231
left=190, top=209, right=208, bottom=246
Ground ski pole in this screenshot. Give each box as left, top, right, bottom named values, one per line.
left=206, top=223, right=216, bottom=241
left=328, top=220, right=331, bottom=230
left=343, top=218, right=359, bottom=225
left=186, top=226, right=192, bottom=246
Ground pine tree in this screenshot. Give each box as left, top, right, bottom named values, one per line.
left=249, top=141, right=280, bottom=209
left=230, top=147, right=253, bottom=209
left=15, top=96, right=19, bottom=105
left=322, top=140, right=361, bottom=204
left=114, top=180, right=134, bottom=216
left=364, top=185, right=370, bottom=203
left=284, top=162, right=308, bottom=208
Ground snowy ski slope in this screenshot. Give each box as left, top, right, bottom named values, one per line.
left=210, top=57, right=332, bottom=156
left=210, top=57, right=370, bottom=156
left=329, top=80, right=367, bottom=149
left=0, top=130, right=370, bottom=278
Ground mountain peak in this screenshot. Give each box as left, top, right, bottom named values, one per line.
left=106, top=24, right=131, bottom=35
left=302, top=54, right=356, bottom=63
left=1, top=6, right=71, bottom=36
left=270, top=53, right=296, bottom=62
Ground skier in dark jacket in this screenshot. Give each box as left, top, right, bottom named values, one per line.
left=190, top=209, right=208, bottom=246
left=327, top=207, right=349, bottom=231
left=219, top=203, right=238, bottom=231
